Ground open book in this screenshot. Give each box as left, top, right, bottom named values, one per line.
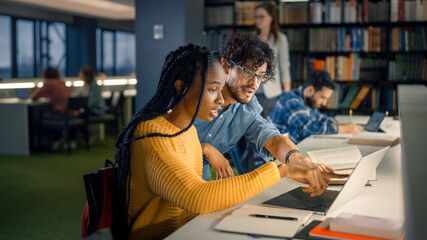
left=214, top=204, right=313, bottom=238
left=348, top=132, right=400, bottom=147
left=307, top=146, right=376, bottom=185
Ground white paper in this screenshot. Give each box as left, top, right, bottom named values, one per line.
left=307, top=146, right=362, bottom=168
left=311, top=133, right=354, bottom=139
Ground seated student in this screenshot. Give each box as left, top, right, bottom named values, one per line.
left=114, top=44, right=344, bottom=240
left=78, top=65, right=106, bottom=116
left=31, top=67, right=72, bottom=150
left=31, top=67, right=71, bottom=113
left=267, top=70, right=362, bottom=144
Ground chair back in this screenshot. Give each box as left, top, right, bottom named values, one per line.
left=109, top=91, right=122, bottom=115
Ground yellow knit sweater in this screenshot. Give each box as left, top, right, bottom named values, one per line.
left=128, top=116, right=280, bottom=239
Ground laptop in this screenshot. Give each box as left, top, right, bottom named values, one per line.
left=363, top=110, right=386, bottom=132
left=14, top=89, right=30, bottom=99
left=262, top=147, right=389, bottom=215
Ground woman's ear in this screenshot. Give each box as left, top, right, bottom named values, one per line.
left=221, top=58, right=229, bottom=75
left=174, top=79, right=184, bottom=95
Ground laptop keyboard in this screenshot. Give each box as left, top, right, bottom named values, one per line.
left=263, top=187, right=340, bottom=213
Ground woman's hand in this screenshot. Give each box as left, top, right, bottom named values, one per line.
left=201, top=143, right=234, bottom=180
left=277, top=163, right=349, bottom=197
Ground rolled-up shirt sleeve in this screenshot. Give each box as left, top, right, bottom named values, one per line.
left=244, top=114, right=281, bottom=161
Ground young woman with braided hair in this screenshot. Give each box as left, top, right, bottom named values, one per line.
left=114, top=44, right=346, bottom=239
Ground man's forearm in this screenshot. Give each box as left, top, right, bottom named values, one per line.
left=264, top=135, right=303, bottom=164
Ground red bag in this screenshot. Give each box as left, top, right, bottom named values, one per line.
left=81, top=160, right=126, bottom=239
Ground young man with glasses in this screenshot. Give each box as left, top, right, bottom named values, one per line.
left=194, top=31, right=334, bottom=181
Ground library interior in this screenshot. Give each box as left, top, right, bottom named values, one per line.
left=0, top=0, right=426, bottom=239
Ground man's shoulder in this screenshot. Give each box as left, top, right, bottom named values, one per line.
left=278, top=90, right=302, bottom=102
left=243, top=95, right=263, bottom=113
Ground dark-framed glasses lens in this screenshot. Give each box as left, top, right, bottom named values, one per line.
left=242, top=69, right=255, bottom=79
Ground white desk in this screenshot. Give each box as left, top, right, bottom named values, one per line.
left=0, top=98, right=48, bottom=156
left=167, top=116, right=404, bottom=240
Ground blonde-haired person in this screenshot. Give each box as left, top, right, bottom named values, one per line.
left=254, top=2, right=291, bottom=115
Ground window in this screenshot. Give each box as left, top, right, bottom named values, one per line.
left=102, top=31, right=114, bottom=76
left=96, top=28, right=102, bottom=73
left=97, top=29, right=136, bottom=76
left=48, top=22, right=66, bottom=76
left=0, top=16, right=67, bottom=80
left=16, top=19, right=34, bottom=78
left=116, top=31, right=135, bottom=76
left=0, top=15, right=11, bottom=80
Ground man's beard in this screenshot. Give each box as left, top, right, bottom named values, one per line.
left=306, top=95, right=317, bottom=109
left=226, top=82, right=253, bottom=104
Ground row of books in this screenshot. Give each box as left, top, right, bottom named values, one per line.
left=391, top=0, right=427, bottom=22
left=329, top=85, right=398, bottom=111
left=235, top=1, right=264, bottom=25
left=205, top=0, right=427, bottom=27
left=279, top=2, right=308, bottom=24
left=310, top=0, right=389, bottom=24
left=328, top=85, right=376, bottom=110
left=290, top=54, right=307, bottom=82
left=286, top=29, right=306, bottom=51
left=391, top=26, right=427, bottom=52
left=204, top=5, right=234, bottom=26
left=309, top=27, right=386, bottom=52
left=389, top=53, right=427, bottom=81
left=312, top=54, right=361, bottom=82
left=204, top=29, right=233, bottom=51
left=312, top=55, right=388, bottom=83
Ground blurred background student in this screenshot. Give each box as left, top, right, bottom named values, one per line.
left=31, top=67, right=71, bottom=150
left=31, top=66, right=71, bottom=113
left=254, top=2, right=291, bottom=116
left=78, top=65, right=106, bottom=116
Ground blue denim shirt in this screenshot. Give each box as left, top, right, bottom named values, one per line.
left=195, top=96, right=281, bottom=179
left=267, top=86, right=338, bottom=144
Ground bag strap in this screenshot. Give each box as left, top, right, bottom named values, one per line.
left=104, top=159, right=114, bottom=168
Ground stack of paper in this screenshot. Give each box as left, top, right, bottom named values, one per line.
left=330, top=213, right=405, bottom=239
left=348, top=132, right=400, bottom=147
left=309, top=216, right=405, bottom=240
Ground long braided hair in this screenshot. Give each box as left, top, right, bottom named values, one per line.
left=114, top=44, right=219, bottom=228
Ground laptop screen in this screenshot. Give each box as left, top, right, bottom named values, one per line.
left=14, top=89, right=30, bottom=99
left=364, top=111, right=386, bottom=132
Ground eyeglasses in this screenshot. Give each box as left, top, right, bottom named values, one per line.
left=228, top=59, right=270, bottom=84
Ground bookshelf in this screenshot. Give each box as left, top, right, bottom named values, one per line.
left=204, top=0, right=427, bottom=116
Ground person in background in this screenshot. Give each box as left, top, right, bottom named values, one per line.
left=31, top=66, right=71, bottom=112
left=194, top=31, right=332, bottom=180
left=78, top=66, right=105, bottom=116
left=114, top=44, right=345, bottom=240
left=254, top=2, right=291, bottom=116
left=267, top=70, right=363, bottom=144
left=31, top=67, right=71, bottom=150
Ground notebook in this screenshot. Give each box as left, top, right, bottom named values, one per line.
left=214, top=204, right=313, bottom=238
left=263, top=147, right=389, bottom=215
